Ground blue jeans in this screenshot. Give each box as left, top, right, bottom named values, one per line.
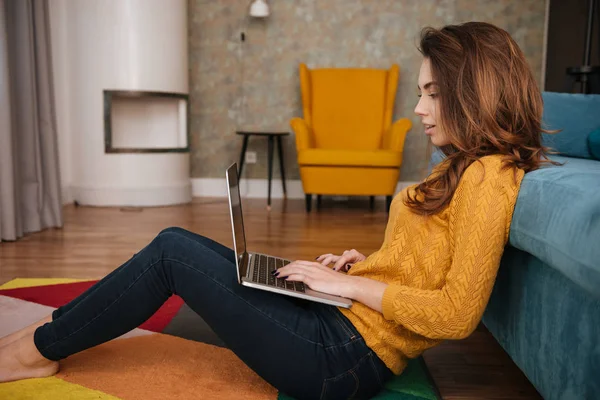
left=33, top=227, right=393, bottom=400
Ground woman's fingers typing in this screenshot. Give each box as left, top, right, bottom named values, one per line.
left=332, top=257, right=352, bottom=271
left=276, top=261, right=325, bottom=279
left=313, top=250, right=367, bottom=272
left=272, top=260, right=355, bottom=297
left=315, top=254, right=339, bottom=266
left=332, top=249, right=366, bottom=271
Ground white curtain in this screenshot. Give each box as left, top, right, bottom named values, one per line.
left=0, top=0, right=62, bottom=242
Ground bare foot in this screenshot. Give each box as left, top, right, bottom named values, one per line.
left=0, top=331, right=24, bottom=349
left=0, top=335, right=59, bottom=383
left=0, top=315, right=53, bottom=349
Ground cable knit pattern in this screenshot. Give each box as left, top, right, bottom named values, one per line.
left=339, top=155, right=524, bottom=374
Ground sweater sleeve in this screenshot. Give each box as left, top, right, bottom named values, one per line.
left=381, top=159, right=521, bottom=340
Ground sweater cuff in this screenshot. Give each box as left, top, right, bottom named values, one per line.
left=381, top=284, right=403, bottom=321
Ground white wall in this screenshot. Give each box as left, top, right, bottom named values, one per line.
left=50, top=0, right=191, bottom=206
left=49, top=0, right=72, bottom=203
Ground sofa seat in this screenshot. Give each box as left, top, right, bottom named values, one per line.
left=297, top=148, right=403, bottom=168
left=509, top=155, right=600, bottom=297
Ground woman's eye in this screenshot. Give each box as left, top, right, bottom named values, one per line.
left=417, top=94, right=422, bottom=98
left=429, top=93, right=438, bottom=98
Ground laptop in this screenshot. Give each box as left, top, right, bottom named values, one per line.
left=226, top=163, right=353, bottom=308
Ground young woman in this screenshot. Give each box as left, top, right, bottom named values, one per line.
left=0, top=22, right=553, bottom=400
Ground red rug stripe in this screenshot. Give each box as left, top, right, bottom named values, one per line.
left=0, top=281, right=184, bottom=332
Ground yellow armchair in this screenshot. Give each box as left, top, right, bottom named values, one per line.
left=290, top=63, right=412, bottom=211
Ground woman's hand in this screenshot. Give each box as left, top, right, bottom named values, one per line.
left=275, top=260, right=356, bottom=298
left=316, top=249, right=367, bottom=272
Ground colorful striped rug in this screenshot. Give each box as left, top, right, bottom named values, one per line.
left=0, top=279, right=441, bottom=400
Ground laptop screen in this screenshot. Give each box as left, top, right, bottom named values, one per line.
left=226, top=164, right=247, bottom=272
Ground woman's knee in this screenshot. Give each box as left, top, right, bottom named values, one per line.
left=150, top=227, right=189, bottom=252
left=153, top=227, right=231, bottom=264
left=158, top=226, right=189, bottom=237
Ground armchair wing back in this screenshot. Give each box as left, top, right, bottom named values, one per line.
left=301, top=64, right=399, bottom=150
left=291, top=63, right=411, bottom=211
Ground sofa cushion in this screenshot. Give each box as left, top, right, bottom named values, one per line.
left=541, top=92, right=600, bottom=159
left=509, top=156, right=600, bottom=296
left=297, top=148, right=402, bottom=167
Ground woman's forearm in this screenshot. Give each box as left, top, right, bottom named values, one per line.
left=345, top=276, right=388, bottom=313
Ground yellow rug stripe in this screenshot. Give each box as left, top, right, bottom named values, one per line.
left=0, top=376, right=122, bottom=400
left=0, top=278, right=95, bottom=290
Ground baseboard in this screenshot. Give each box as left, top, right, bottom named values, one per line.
left=69, top=182, right=192, bottom=207
left=191, top=178, right=419, bottom=199
left=61, top=180, right=419, bottom=204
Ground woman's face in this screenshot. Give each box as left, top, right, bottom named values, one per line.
left=414, top=58, right=451, bottom=147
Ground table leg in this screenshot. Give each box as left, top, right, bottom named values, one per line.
left=267, top=135, right=274, bottom=210
left=276, top=136, right=287, bottom=196
left=238, top=135, right=249, bottom=177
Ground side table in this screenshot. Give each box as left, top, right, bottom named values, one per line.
left=236, top=131, right=289, bottom=210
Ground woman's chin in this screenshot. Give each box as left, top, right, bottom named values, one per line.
left=429, top=136, right=442, bottom=146
left=430, top=135, right=450, bottom=147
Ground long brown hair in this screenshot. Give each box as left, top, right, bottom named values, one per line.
left=405, top=22, right=557, bottom=216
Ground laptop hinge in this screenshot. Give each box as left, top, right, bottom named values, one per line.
left=241, top=252, right=250, bottom=279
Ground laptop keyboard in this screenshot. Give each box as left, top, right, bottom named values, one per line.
left=251, top=254, right=306, bottom=293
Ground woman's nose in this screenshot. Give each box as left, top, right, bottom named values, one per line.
left=414, top=97, right=427, bottom=117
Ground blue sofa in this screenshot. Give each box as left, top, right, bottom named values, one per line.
left=432, top=92, right=600, bottom=400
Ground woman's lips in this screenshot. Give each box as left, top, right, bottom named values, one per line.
left=425, top=125, right=436, bottom=135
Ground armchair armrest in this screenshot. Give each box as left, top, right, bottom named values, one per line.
left=290, top=117, right=314, bottom=151
left=383, top=118, right=412, bottom=153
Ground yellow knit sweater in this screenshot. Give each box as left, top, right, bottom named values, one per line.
left=339, top=155, right=524, bottom=374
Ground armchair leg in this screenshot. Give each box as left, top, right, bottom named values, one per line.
left=386, top=196, right=392, bottom=213
left=369, top=196, right=375, bottom=211
left=317, top=195, right=322, bottom=210
left=305, top=194, right=312, bottom=212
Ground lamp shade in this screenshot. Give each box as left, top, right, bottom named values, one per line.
left=249, top=0, right=269, bottom=17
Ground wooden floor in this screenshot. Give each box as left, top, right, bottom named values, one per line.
left=0, top=197, right=542, bottom=400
